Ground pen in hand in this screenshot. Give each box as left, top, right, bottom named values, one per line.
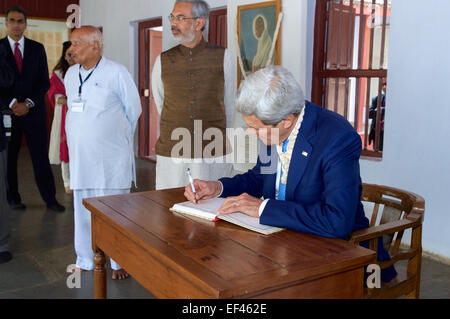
left=186, top=168, right=198, bottom=204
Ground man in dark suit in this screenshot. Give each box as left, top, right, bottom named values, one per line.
left=0, top=43, right=14, bottom=263
left=184, top=66, right=397, bottom=283
left=0, top=47, right=14, bottom=90
left=0, top=6, right=64, bottom=212
left=368, top=79, right=387, bottom=151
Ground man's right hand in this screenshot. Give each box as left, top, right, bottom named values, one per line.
left=184, top=180, right=222, bottom=204
left=11, top=102, right=29, bottom=117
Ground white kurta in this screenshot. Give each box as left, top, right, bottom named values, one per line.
left=65, top=57, right=141, bottom=190
left=73, top=188, right=129, bottom=270
left=65, top=57, right=141, bottom=270
left=152, top=48, right=235, bottom=190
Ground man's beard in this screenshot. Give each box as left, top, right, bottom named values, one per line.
left=172, top=26, right=196, bottom=45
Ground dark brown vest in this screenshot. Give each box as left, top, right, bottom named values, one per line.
left=156, top=40, right=229, bottom=158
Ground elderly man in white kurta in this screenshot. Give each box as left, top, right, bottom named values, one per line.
left=65, top=26, right=141, bottom=280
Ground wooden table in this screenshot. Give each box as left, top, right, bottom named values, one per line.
left=83, top=188, right=376, bottom=299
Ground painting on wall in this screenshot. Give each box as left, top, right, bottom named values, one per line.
left=237, top=0, right=282, bottom=86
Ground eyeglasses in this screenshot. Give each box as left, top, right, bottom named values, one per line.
left=168, top=14, right=199, bottom=23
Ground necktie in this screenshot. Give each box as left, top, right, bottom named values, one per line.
left=278, top=138, right=289, bottom=201
left=14, top=42, right=23, bottom=74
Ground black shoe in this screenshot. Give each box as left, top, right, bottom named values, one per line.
left=8, top=200, right=26, bottom=210
left=47, top=202, right=65, bottom=212
left=0, top=251, right=13, bottom=264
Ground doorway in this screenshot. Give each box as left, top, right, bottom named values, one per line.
left=138, top=18, right=162, bottom=161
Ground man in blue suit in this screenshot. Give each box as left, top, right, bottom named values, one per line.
left=185, top=66, right=396, bottom=282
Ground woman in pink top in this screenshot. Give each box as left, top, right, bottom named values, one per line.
left=48, top=41, right=75, bottom=194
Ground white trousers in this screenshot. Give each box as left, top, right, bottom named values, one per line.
left=155, top=156, right=234, bottom=190
left=73, top=188, right=129, bottom=270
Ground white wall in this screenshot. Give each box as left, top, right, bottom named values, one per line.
left=79, top=0, right=226, bottom=73
left=79, top=0, right=227, bottom=155
left=360, top=0, right=450, bottom=260
left=79, top=0, right=312, bottom=90
left=80, top=0, right=167, bottom=81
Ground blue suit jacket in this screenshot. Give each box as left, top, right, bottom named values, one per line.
left=220, top=101, right=369, bottom=238
left=220, top=101, right=397, bottom=282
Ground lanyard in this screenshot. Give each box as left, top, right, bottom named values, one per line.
left=78, top=58, right=101, bottom=97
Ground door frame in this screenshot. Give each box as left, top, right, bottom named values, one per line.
left=138, top=18, right=162, bottom=160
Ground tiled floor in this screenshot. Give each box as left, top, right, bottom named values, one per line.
left=0, top=149, right=448, bottom=298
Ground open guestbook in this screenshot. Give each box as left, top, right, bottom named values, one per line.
left=170, top=197, right=284, bottom=235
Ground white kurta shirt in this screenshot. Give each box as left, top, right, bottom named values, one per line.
left=64, top=57, right=142, bottom=190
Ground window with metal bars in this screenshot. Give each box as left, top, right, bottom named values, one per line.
left=312, top=0, right=391, bottom=157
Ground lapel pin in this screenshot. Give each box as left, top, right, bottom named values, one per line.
left=302, top=151, right=308, bottom=157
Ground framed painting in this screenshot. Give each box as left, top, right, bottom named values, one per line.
left=237, top=0, right=282, bottom=87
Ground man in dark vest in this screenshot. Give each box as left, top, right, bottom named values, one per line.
left=0, top=6, right=64, bottom=212
left=152, top=0, right=234, bottom=190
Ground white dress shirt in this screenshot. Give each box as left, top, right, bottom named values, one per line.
left=7, top=36, right=35, bottom=108
left=257, top=115, right=304, bottom=216
left=7, top=35, right=24, bottom=56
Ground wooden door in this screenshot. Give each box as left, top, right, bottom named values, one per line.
left=138, top=19, right=162, bottom=160
left=148, top=30, right=162, bottom=158
left=209, top=8, right=227, bottom=47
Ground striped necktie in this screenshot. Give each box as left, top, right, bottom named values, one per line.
left=14, top=42, right=23, bottom=74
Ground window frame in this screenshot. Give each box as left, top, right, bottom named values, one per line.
left=311, top=0, right=390, bottom=157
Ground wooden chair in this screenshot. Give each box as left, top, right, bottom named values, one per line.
left=350, top=183, right=425, bottom=299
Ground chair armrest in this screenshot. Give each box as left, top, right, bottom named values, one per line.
left=406, top=207, right=424, bottom=223
left=350, top=218, right=421, bottom=244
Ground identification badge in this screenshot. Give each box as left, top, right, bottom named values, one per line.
left=71, top=98, right=85, bottom=113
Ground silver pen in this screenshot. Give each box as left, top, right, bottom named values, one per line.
left=186, top=168, right=198, bottom=204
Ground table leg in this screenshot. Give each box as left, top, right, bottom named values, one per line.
left=94, top=248, right=107, bottom=299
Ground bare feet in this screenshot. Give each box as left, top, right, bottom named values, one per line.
left=112, top=268, right=129, bottom=280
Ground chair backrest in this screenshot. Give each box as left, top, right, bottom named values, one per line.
left=361, top=183, right=425, bottom=254
left=361, top=183, right=424, bottom=253
left=356, top=184, right=425, bottom=298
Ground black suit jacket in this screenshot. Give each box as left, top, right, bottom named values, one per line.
left=0, top=46, right=14, bottom=91
left=0, top=37, right=50, bottom=118
left=0, top=43, right=15, bottom=151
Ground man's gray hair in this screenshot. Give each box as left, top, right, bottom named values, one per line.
left=89, top=26, right=104, bottom=50
left=236, top=66, right=306, bottom=125
left=176, top=0, right=210, bottom=31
